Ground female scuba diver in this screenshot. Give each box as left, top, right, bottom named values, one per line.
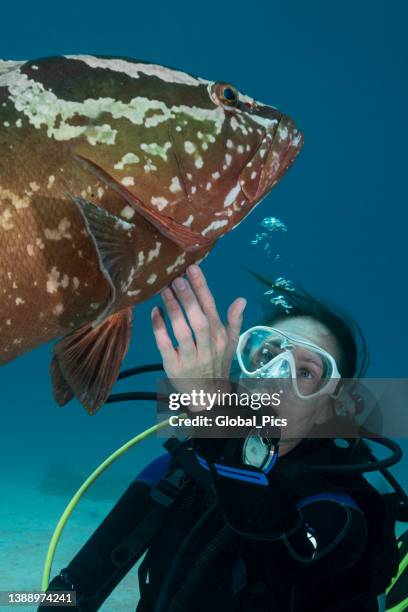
left=39, top=264, right=405, bottom=612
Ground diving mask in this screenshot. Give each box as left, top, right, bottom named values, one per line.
left=236, top=326, right=341, bottom=399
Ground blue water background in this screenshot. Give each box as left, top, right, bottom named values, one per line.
left=0, top=0, right=407, bottom=602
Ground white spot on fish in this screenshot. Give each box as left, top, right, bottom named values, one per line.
left=144, top=159, right=157, bottom=173
left=184, top=141, right=196, bottom=154
left=127, top=289, right=141, bottom=296
left=182, top=214, right=194, bottom=227
left=120, top=205, right=135, bottom=220
left=121, top=176, right=135, bottom=186
left=223, top=182, right=241, bottom=207
left=201, top=220, right=228, bottom=236
left=206, top=182, right=212, bottom=190
left=224, top=153, right=232, bottom=168
left=195, top=157, right=204, bottom=169
left=114, top=152, right=140, bottom=170
left=226, top=139, right=234, bottom=149
left=0, top=208, right=13, bottom=231
left=147, top=274, right=157, bottom=284
left=26, top=244, right=34, bottom=256
left=72, top=277, right=80, bottom=290
left=46, top=267, right=69, bottom=294
left=169, top=176, right=182, bottom=193
left=47, top=175, right=55, bottom=189
left=212, top=171, right=220, bottom=180
left=29, top=181, right=40, bottom=192
left=166, top=253, right=186, bottom=274
left=0, top=186, right=29, bottom=210
left=151, top=196, right=168, bottom=211
left=147, top=241, right=162, bottom=263
left=15, top=297, right=25, bottom=305
left=54, top=304, right=64, bottom=315
left=278, top=125, right=288, bottom=140
left=36, top=238, right=45, bottom=249
left=141, top=142, right=171, bottom=161
left=44, top=218, right=72, bottom=241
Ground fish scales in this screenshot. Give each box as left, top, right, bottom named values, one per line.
left=0, top=55, right=303, bottom=413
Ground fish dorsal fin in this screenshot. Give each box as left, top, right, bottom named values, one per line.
left=73, top=155, right=214, bottom=252
left=69, top=195, right=142, bottom=326
left=52, top=307, right=133, bottom=414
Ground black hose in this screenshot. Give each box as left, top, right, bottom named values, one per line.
left=305, top=436, right=403, bottom=473
left=154, top=501, right=220, bottom=612
left=118, top=363, right=164, bottom=380
left=105, top=391, right=169, bottom=404
left=166, top=523, right=235, bottom=612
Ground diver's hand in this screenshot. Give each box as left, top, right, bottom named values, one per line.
left=151, top=264, right=246, bottom=409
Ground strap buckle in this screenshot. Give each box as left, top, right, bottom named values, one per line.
left=150, top=466, right=188, bottom=507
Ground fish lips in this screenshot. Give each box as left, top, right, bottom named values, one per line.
left=239, top=116, right=304, bottom=203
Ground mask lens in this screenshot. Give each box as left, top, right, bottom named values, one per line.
left=240, top=330, right=286, bottom=372
left=292, top=347, right=332, bottom=396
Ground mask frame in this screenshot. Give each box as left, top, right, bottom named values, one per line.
left=236, top=325, right=341, bottom=400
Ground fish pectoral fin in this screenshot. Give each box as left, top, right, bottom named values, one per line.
left=69, top=194, right=142, bottom=326
left=50, top=355, right=74, bottom=406
left=52, top=307, right=133, bottom=415
left=73, top=154, right=213, bottom=252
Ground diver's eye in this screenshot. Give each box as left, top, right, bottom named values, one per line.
left=298, top=368, right=314, bottom=380
left=211, top=82, right=239, bottom=109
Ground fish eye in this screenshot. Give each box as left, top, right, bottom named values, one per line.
left=211, top=82, right=239, bottom=109
left=223, top=87, right=237, bottom=102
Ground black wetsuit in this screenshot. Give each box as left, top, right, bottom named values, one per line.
left=40, top=437, right=399, bottom=612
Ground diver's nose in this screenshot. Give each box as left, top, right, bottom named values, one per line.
left=266, top=358, right=290, bottom=379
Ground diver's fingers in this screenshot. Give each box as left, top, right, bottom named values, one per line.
left=160, top=287, right=197, bottom=360
left=185, top=264, right=223, bottom=329
left=151, top=305, right=178, bottom=367
left=224, top=298, right=247, bottom=364
left=170, top=277, right=213, bottom=359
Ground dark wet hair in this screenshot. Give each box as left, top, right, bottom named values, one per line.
left=241, top=266, right=369, bottom=379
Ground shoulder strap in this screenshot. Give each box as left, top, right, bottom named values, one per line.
left=111, top=437, right=211, bottom=566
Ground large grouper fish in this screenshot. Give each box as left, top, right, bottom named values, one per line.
left=0, top=55, right=303, bottom=414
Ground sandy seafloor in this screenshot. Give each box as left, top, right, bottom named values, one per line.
left=1, top=469, right=141, bottom=611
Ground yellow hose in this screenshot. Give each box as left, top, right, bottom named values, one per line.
left=41, top=414, right=185, bottom=591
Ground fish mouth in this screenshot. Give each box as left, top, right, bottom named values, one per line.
left=239, top=116, right=304, bottom=203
